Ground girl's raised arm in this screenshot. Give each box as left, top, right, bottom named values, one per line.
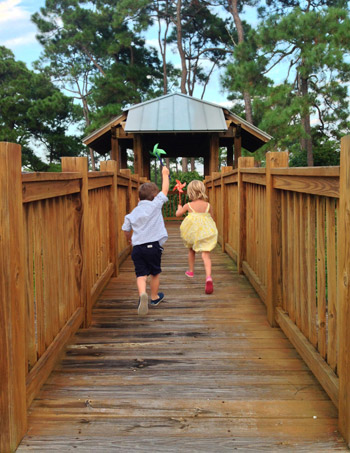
left=176, top=203, right=189, bottom=217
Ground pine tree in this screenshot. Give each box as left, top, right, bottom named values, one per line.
left=255, top=5, right=350, bottom=165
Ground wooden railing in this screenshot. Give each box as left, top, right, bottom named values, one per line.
left=0, top=144, right=143, bottom=452
left=205, top=136, right=350, bottom=447
left=163, top=190, right=188, bottom=220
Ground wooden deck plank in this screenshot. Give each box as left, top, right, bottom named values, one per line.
left=18, top=222, right=347, bottom=452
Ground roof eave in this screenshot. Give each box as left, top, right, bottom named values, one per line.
left=82, top=113, right=125, bottom=146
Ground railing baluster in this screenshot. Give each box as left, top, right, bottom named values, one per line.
left=265, top=151, right=289, bottom=326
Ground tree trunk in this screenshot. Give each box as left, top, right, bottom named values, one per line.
left=299, top=74, right=313, bottom=166
left=157, top=0, right=170, bottom=94
left=82, top=97, right=96, bottom=170
left=229, top=0, right=254, bottom=124
left=182, top=157, right=188, bottom=172
left=190, top=157, right=195, bottom=171
left=176, top=0, right=187, bottom=95
left=165, top=157, right=170, bottom=169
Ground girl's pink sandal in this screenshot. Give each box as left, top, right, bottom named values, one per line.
left=185, top=271, right=194, bottom=278
left=205, top=277, right=213, bottom=294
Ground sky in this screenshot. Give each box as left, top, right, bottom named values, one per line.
left=0, top=0, right=236, bottom=107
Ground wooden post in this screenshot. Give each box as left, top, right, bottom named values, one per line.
left=121, top=169, right=132, bottom=214
left=265, top=151, right=289, bottom=327
left=227, top=144, right=233, bottom=167
left=101, top=160, right=119, bottom=277
left=209, top=133, right=220, bottom=174
left=0, top=142, right=27, bottom=452
left=111, top=126, right=120, bottom=164
left=211, top=172, right=221, bottom=230
left=234, top=133, right=242, bottom=168
left=237, top=156, right=254, bottom=274
left=143, top=149, right=150, bottom=180
left=204, top=148, right=210, bottom=176
left=133, top=134, right=143, bottom=176
left=61, top=157, right=92, bottom=327
left=338, top=135, right=350, bottom=446
left=120, top=144, right=128, bottom=170
left=221, top=166, right=233, bottom=252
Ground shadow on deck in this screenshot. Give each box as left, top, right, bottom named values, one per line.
left=18, top=222, right=347, bottom=451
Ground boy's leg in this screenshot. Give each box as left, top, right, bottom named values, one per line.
left=136, top=275, right=147, bottom=295
left=136, top=276, right=148, bottom=316
left=150, top=273, right=160, bottom=300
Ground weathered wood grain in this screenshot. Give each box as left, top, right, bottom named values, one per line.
left=22, top=179, right=81, bottom=203
left=338, top=136, right=350, bottom=446
left=18, top=222, right=346, bottom=452
left=0, top=143, right=27, bottom=452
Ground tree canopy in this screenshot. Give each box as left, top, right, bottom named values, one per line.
left=0, top=46, right=82, bottom=170
left=1, top=0, right=349, bottom=170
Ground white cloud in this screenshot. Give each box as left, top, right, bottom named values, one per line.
left=215, top=100, right=235, bottom=109
left=0, top=0, right=29, bottom=24
left=3, top=32, right=36, bottom=47
left=145, top=38, right=159, bottom=49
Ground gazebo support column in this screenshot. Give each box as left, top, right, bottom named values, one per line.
left=133, top=134, right=143, bottom=176
left=234, top=135, right=242, bottom=168
left=204, top=147, right=210, bottom=176
left=110, top=127, right=120, bottom=164
left=120, top=144, right=128, bottom=169
left=227, top=143, right=234, bottom=167
left=143, top=150, right=150, bottom=180
left=209, top=133, right=220, bottom=174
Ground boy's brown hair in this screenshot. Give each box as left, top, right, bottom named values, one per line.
left=139, top=182, right=159, bottom=201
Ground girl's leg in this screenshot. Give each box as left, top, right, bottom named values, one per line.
left=201, top=252, right=212, bottom=278
left=188, top=248, right=196, bottom=273
left=202, top=252, right=213, bottom=294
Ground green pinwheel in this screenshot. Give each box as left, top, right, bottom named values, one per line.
left=150, top=143, right=167, bottom=166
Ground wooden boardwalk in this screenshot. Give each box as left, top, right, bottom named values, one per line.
left=18, top=222, right=347, bottom=451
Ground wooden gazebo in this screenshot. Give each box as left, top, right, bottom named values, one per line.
left=83, top=93, right=272, bottom=178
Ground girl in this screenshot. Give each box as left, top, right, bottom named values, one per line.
left=176, top=180, right=218, bottom=294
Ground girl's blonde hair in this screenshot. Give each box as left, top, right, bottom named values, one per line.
left=187, top=180, right=208, bottom=201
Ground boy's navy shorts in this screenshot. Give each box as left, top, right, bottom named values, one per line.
left=131, top=241, right=163, bottom=277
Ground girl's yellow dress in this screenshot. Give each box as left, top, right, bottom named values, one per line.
left=180, top=202, right=218, bottom=252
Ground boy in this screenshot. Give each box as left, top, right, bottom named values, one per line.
left=122, top=165, right=169, bottom=315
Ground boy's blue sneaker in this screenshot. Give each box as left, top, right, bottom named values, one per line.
left=138, top=292, right=149, bottom=316
left=150, top=292, right=165, bottom=306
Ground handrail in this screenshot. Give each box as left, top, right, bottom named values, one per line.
left=204, top=136, right=350, bottom=447
left=0, top=144, right=141, bottom=452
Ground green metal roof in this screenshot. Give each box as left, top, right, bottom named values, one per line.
left=124, top=93, right=228, bottom=133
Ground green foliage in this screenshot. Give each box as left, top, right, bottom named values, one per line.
left=169, top=170, right=203, bottom=190
left=289, top=131, right=340, bottom=166
left=21, top=0, right=350, bottom=170
left=252, top=6, right=350, bottom=164
left=33, top=0, right=166, bottom=133
left=0, top=46, right=82, bottom=170
left=167, top=0, right=233, bottom=96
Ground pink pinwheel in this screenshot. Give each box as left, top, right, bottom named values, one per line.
left=173, top=179, right=186, bottom=204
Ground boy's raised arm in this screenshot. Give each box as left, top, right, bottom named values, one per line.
left=161, top=166, right=170, bottom=196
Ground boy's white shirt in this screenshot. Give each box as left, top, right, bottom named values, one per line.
left=122, top=192, right=168, bottom=246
